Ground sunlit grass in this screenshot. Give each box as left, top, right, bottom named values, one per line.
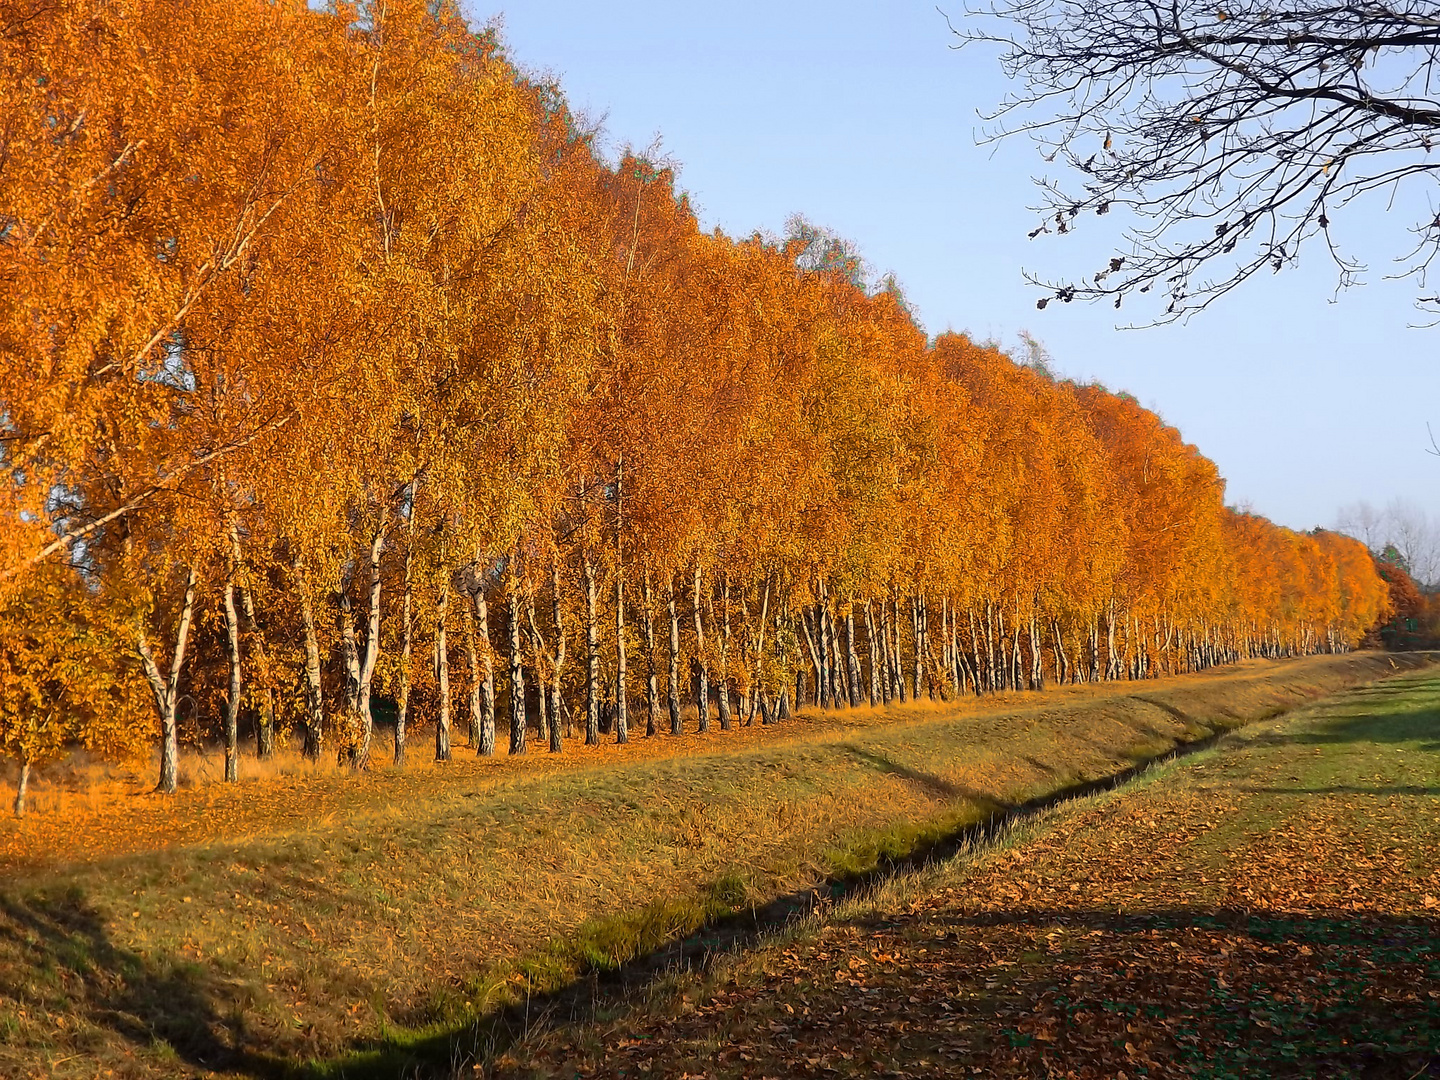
left=0, top=652, right=1429, bottom=1079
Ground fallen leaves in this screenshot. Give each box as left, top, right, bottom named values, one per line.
left=498, top=685, right=1440, bottom=1079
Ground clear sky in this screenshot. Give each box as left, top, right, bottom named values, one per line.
left=471, top=0, right=1438, bottom=533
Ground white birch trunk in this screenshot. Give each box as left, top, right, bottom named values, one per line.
left=550, top=560, right=566, bottom=752
left=799, top=606, right=822, bottom=707
left=717, top=574, right=732, bottom=730
left=227, top=524, right=272, bottom=759
left=435, top=580, right=451, bottom=761
left=879, top=600, right=894, bottom=704
left=615, top=570, right=628, bottom=744
left=583, top=552, right=599, bottom=745
left=13, top=759, right=29, bottom=818
left=843, top=604, right=862, bottom=707
left=667, top=577, right=682, bottom=735
left=355, top=528, right=384, bottom=769
left=137, top=565, right=199, bottom=795
left=508, top=582, right=526, bottom=755
left=862, top=601, right=879, bottom=706
left=615, top=457, right=628, bottom=744
left=527, top=594, right=549, bottom=747
left=298, top=572, right=325, bottom=760
left=395, top=527, right=415, bottom=766
left=643, top=570, right=658, bottom=736
left=222, top=579, right=241, bottom=783
left=465, top=598, right=482, bottom=750
left=746, top=576, right=771, bottom=726
left=693, top=566, right=709, bottom=732
left=473, top=588, right=497, bottom=756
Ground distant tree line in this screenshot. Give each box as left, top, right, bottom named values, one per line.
left=1336, top=499, right=1440, bottom=590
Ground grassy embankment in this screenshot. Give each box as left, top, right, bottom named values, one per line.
left=505, top=666, right=1440, bottom=1079
left=0, top=652, right=1429, bottom=1078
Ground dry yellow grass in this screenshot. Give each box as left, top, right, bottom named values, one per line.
left=2, top=652, right=1414, bottom=872
left=0, top=651, right=1428, bottom=1079
left=501, top=665, right=1440, bottom=1079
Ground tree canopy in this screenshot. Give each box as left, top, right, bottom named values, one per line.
left=0, top=0, right=1392, bottom=810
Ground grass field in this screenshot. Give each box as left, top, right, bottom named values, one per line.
left=501, top=666, right=1440, bottom=1079
left=0, top=652, right=1431, bottom=1079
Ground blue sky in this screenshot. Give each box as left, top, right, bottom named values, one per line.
left=472, top=0, right=1438, bottom=533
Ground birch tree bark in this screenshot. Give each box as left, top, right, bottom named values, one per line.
left=391, top=485, right=419, bottom=764
left=893, top=595, right=908, bottom=702
left=298, top=571, right=325, bottom=761
left=824, top=602, right=845, bottom=706
left=692, top=566, right=709, bottom=733
left=967, top=608, right=983, bottom=694
left=550, top=560, right=566, bottom=752
left=507, top=582, right=526, bottom=755
left=355, top=527, right=385, bottom=769
left=614, top=569, right=628, bottom=744
left=394, top=540, right=414, bottom=766
left=615, top=458, right=628, bottom=744
left=911, top=595, right=924, bottom=702
left=472, top=586, right=497, bottom=756
left=13, top=759, right=29, bottom=819
left=863, top=601, right=880, bottom=706
left=667, top=576, right=682, bottom=735
left=799, top=606, right=822, bottom=708
left=435, top=580, right=451, bottom=762
left=745, top=575, right=770, bottom=726
left=1029, top=612, right=1044, bottom=690
left=716, top=574, right=732, bottom=730
left=1051, top=615, right=1067, bottom=684
left=879, top=600, right=894, bottom=705
left=1010, top=608, right=1023, bottom=693
left=527, top=593, right=549, bottom=747
left=843, top=603, right=862, bottom=707
left=136, top=565, right=199, bottom=794
left=464, top=594, right=483, bottom=751
left=228, top=525, right=272, bottom=759
left=1106, top=598, right=1119, bottom=681
left=222, top=578, right=241, bottom=783
left=337, top=568, right=361, bottom=747
left=583, top=551, right=599, bottom=745
left=643, top=570, right=658, bottom=737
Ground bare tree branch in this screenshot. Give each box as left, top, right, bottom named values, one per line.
left=955, top=0, right=1440, bottom=321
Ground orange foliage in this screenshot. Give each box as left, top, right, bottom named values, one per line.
left=0, top=0, right=1392, bottom=807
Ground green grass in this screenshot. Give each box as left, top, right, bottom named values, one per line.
left=494, top=667, right=1440, bottom=1079
left=0, top=652, right=1429, bottom=1079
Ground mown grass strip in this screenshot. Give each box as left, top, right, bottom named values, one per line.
left=305, top=655, right=1437, bottom=1078
left=483, top=668, right=1440, bottom=1080
left=0, top=653, right=1431, bottom=1080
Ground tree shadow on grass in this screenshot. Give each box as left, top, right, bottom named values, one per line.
left=1131, top=694, right=1199, bottom=729
left=332, top=733, right=1232, bottom=1078
left=1239, top=784, right=1440, bottom=797
left=431, top=901, right=1440, bottom=1080
left=1242, top=692, right=1440, bottom=753
left=839, top=744, right=978, bottom=803
left=981, top=905, right=1431, bottom=1071
left=0, top=888, right=287, bottom=1078
left=813, top=905, right=1440, bottom=1080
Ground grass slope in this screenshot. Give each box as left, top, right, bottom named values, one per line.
left=506, top=667, right=1440, bottom=1078
left=0, top=652, right=1428, bottom=1078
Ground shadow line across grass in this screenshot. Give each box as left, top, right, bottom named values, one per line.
left=320, top=698, right=1329, bottom=1078
left=2, top=652, right=1435, bottom=1079
left=483, top=665, right=1440, bottom=1080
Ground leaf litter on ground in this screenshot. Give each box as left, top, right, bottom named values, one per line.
left=498, top=671, right=1440, bottom=1080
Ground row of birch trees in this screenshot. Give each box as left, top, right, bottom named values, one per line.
left=0, top=0, right=1390, bottom=809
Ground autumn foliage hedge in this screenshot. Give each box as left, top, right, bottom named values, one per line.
left=0, top=0, right=1391, bottom=805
